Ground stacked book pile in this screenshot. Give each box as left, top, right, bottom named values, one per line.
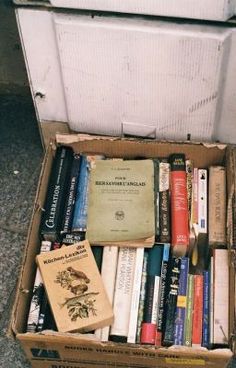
left=26, top=145, right=229, bottom=349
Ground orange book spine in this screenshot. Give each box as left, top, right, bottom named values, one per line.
left=169, top=154, right=189, bottom=257
left=192, top=274, right=203, bottom=346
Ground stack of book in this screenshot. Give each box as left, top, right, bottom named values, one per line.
left=26, top=145, right=229, bottom=349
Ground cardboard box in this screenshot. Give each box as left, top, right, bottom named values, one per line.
left=9, top=134, right=236, bottom=368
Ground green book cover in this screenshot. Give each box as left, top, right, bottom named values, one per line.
left=184, top=274, right=194, bottom=346
left=86, top=159, right=155, bottom=246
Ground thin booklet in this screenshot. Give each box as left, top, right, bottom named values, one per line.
left=86, top=159, right=155, bottom=247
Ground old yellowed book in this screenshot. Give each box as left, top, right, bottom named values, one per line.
left=36, top=240, right=113, bottom=333
left=86, top=159, right=155, bottom=247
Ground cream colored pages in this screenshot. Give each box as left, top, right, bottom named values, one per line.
left=86, top=159, right=155, bottom=246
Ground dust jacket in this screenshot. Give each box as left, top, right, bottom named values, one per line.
left=36, top=240, right=114, bottom=333
left=86, top=159, right=155, bottom=247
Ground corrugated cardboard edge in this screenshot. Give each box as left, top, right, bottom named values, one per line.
left=7, top=142, right=56, bottom=338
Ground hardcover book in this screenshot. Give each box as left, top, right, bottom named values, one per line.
left=36, top=240, right=113, bottom=333
left=86, top=159, right=155, bottom=247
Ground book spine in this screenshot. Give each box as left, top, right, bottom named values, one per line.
left=191, top=168, right=198, bottom=226
left=210, top=256, right=214, bottom=346
left=61, top=232, right=86, bottom=246
left=173, top=257, right=189, bottom=345
left=110, top=247, right=136, bottom=342
left=202, top=270, right=210, bottom=348
left=159, top=160, right=170, bottom=243
left=127, top=248, right=145, bottom=343
left=192, top=274, right=204, bottom=347
left=162, top=257, right=181, bottom=346
left=209, top=166, right=226, bottom=246
left=91, top=246, right=103, bottom=272
left=213, top=249, right=229, bottom=345
left=136, top=250, right=148, bottom=343
left=186, top=160, right=193, bottom=223
left=60, top=154, right=81, bottom=235
left=96, top=246, right=119, bottom=342
left=184, top=274, right=194, bottom=346
left=156, top=243, right=170, bottom=346
left=40, top=146, right=73, bottom=241
left=72, top=155, right=90, bottom=232
left=26, top=241, right=51, bottom=332
left=198, top=169, right=207, bottom=234
left=153, top=159, right=160, bottom=240
left=141, top=245, right=163, bottom=345
left=169, top=154, right=189, bottom=257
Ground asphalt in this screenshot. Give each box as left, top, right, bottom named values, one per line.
left=0, top=91, right=235, bottom=367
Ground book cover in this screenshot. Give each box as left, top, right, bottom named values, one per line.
left=173, top=257, right=189, bottom=345
left=209, top=166, right=226, bottom=246
left=40, top=146, right=73, bottom=241
left=127, top=247, right=145, bottom=343
left=192, top=274, right=203, bottom=347
left=198, top=169, right=207, bottom=234
left=169, top=154, right=189, bottom=257
left=110, top=247, right=136, bottom=342
left=186, top=160, right=193, bottom=223
left=184, top=274, right=194, bottom=347
left=191, top=168, right=198, bottom=226
left=86, top=159, right=155, bottom=247
left=202, top=270, right=210, bottom=348
left=162, top=257, right=181, bottom=346
left=153, top=159, right=160, bottom=241
left=136, top=250, right=148, bottom=343
left=156, top=243, right=170, bottom=346
left=159, top=160, right=170, bottom=243
left=61, top=154, right=81, bottom=235
left=36, top=240, right=113, bottom=333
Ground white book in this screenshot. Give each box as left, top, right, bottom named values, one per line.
left=213, top=249, right=229, bottom=345
left=127, top=247, right=144, bottom=343
left=198, top=169, right=207, bottom=233
left=99, top=246, right=119, bottom=342
left=110, top=247, right=136, bottom=340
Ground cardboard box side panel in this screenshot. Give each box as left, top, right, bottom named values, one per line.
left=40, top=121, right=71, bottom=150
left=60, top=138, right=226, bottom=169
left=17, top=333, right=232, bottom=368
left=11, top=144, right=55, bottom=335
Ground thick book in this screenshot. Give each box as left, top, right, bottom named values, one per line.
left=36, top=240, right=113, bottom=333
left=169, top=154, right=189, bottom=257
left=141, top=244, right=163, bottom=345
left=159, top=160, right=170, bottom=243
left=162, top=257, right=181, bottom=346
left=192, top=274, right=204, bottom=347
left=60, top=154, right=81, bottom=235
left=86, top=159, right=155, bottom=247
left=184, top=274, right=194, bottom=347
left=209, top=166, right=226, bottom=247
left=173, top=257, right=189, bottom=345
left=153, top=159, right=160, bottom=241
left=136, top=250, right=148, bottom=343
left=202, top=270, right=210, bottom=348
left=110, top=247, right=136, bottom=342
left=156, top=243, right=170, bottom=346
left=40, top=146, right=73, bottom=241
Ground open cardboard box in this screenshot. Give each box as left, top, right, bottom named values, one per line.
left=9, top=133, right=236, bottom=368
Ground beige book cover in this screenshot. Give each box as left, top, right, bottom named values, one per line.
left=36, top=240, right=113, bottom=333
left=86, top=159, right=155, bottom=247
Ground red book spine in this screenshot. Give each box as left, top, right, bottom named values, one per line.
left=192, top=274, right=203, bottom=346
left=170, top=154, right=189, bottom=257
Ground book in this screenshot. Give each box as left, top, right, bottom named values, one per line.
left=186, top=160, right=193, bottom=223
left=26, top=241, right=52, bottom=332
left=213, top=249, right=229, bottom=345
left=210, top=256, right=214, bottom=346
left=169, top=154, right=189, bottom=257
left=162, top=257, right=181, bottom=346
left=136, top=250, right=148, bottom=343
left=202, top=270, right=210, bottom=348
left=95, top=246, right=119, bottom=342
left=127, top=247, right=145, bottom=343
left=156, top=243, right=170, bottom=346
left=110, top=247, right=136, bottom=342
left=61, top=232, right=86, bottom=246
left=159, top=160, right=170, bottom=243
left=153, top=159, right=160, bottom=240
left=91, top=246, right=103, bottom=272
left=86, top=159, right=155, bottom=247
left=192, top=274, right=203, bottom=347
left=173, top=257, right=189, bottom=345
left=36, top=240, right=113, bottom=333
left=60, top=154, right=81, bottom=235
left=40, top=146, right=73, bottom=241
left=198, top=169, right=208, bottom=234
left=141, top=245, right=163, bottom=345
left=184, top=274, right=194, bottom=347
left=209, top=166, right=226, bottom=247
left=191, top=168, right=198, bottom=226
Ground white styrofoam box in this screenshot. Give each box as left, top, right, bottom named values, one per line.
left=49, top=0, right=236, bottom=21
left=16, top=9, right=236, bottom=143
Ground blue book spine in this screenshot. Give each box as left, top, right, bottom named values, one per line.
left=173, top=257, right=189, bottom=345
left=202, top=270, right=210, bottom=348
left=157, top=244, right=170, bottom=333
left=72, top=155, right=90, bottom=231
